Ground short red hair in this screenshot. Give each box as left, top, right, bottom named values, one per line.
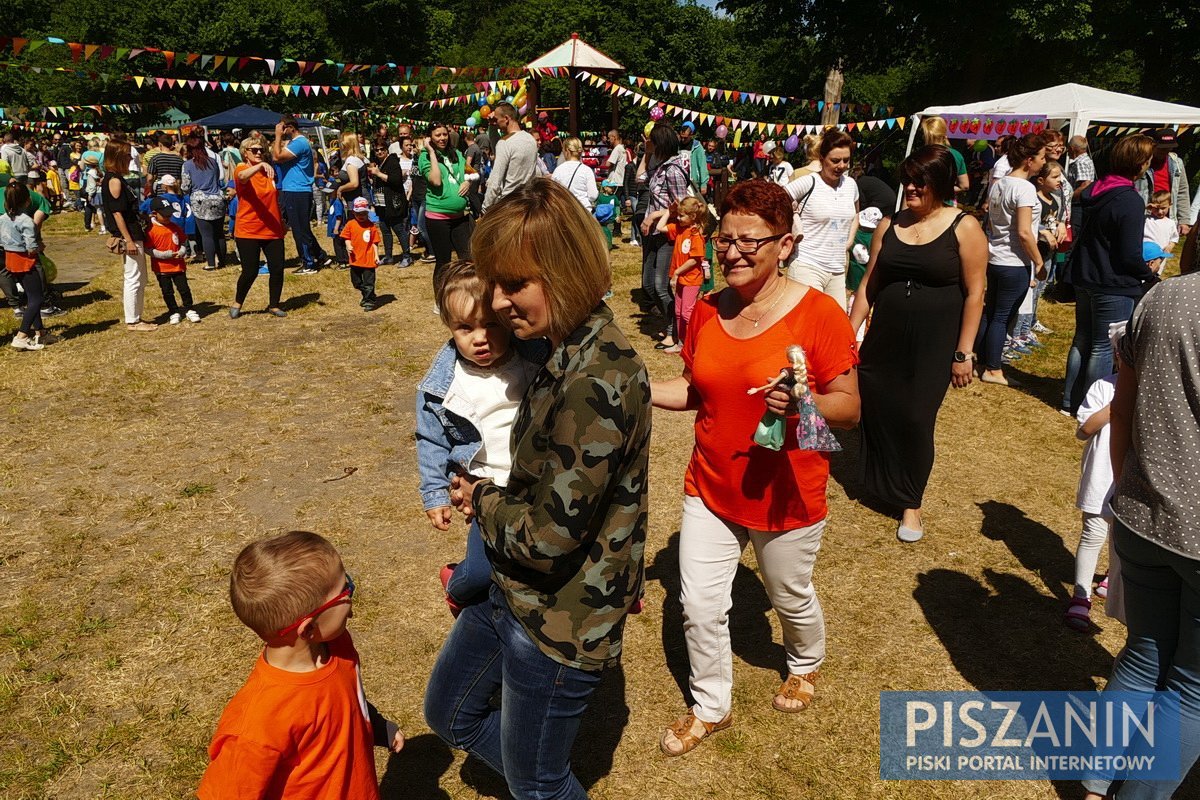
left=719, top=180, right=792, bottom=235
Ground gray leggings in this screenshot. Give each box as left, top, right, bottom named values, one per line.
left=640, top=231, right=674, bottom=338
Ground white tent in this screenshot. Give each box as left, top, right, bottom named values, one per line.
left=906, top=82, right=1200, bottom=156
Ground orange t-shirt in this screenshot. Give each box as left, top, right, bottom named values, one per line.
left=667, top=223, right=706, bottom=287
left=682, top=288, right=859, bottom=530
left=234, top=163, right=286, bottom=240
left=197, top=632, right=380, bottom=800
left=339, top=218, right=381, bottom=268
left=4, top=251, right=36, bottom=274
left=144, top=219, right=186, bottom=274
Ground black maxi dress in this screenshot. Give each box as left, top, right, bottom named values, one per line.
left=858, top=212, right=967, bottom=510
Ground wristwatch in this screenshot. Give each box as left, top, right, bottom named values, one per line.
left=953, top=351, right=975, bottom=363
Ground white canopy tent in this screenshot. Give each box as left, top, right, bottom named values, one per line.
left=906, top=83, right=1200, bottom=156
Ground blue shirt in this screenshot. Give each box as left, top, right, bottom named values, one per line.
left=278, top=135, right=315, bottom=192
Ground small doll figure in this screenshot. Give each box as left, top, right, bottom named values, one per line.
left=748, top=345, right=841, bottom=452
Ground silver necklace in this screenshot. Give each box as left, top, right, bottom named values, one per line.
left=738, top=280, right=787, bottom=328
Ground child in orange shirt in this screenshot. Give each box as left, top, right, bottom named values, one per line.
left=197, top=531, right=404, bottom=800
left=146, top=197, right=198, bottom=324
left=654, top=196, right=709, bottom=354
left=341, top=197, right=382, bottom=311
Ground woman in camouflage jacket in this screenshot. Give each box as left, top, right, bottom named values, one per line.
left=424, top=179, right=651, bottom=800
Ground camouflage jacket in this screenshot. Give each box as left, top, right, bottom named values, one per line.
left=472, top=303, right=651, bottom=671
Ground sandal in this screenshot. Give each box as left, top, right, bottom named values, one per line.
left=1095, top=576, right=1109, bottom=599
left=660, top=710, right=731, bottom=757
left=1064, top=597, right=1092, bottom=632
left=772, top=670, right=819, bottom=713
left=126, top=321, right=157, bottom=332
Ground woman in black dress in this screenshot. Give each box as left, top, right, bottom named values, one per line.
left=849, top=146, right=988, bottom=542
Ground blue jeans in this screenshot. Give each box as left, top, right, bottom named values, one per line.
left=412, top=202, right=430, bottom=251
left=1061, top=287, right=1135, bottom=413
left=1081, top=520, right=1200, bottom=798
left=424, top=586, right=602, bottom=800
left=640, top=231, right=674, bottom=338
left=279, top=190, right=327, bottom=269
left=445, top=520, right=491, bottom=605
left=976, top=263, right=1030, bottom=370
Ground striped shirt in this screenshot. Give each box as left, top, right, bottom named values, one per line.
left=148, top=152, right=185, bottom=183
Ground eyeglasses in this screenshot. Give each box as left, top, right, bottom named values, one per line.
left=713, top=233, right=786, bottom=255
left=247, top=147, right=264, bottom=154
left=275, top=574, right=355, bottom=638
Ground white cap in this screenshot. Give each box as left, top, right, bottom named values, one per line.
left=157, top=174, right=177, bottom=186
left=858, top=207, right=884, bottom=229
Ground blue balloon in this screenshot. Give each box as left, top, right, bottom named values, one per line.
left=465, top=117, right=477, bottom=127
left=478, top=96, right=487, bottom=107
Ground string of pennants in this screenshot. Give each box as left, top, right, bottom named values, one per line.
left=2, top=119, right=100, bottom=130
left=578, top=71, right=908, bottom=135
left=0, top=35, right=525, bottom=79
left=0, top=60, right=522, bottom=98
left=1091, top=124, right=1192, bottom=136
left=0, top=100, right=170, bottom=119
left=623, top=73, right=893, bottom=116
left=395, top=92, right=493, bottom=111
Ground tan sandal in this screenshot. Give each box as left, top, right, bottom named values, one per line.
left=126, top=321, right=157, bottom=332
left=772, top=670, right=818, bottom=713
left=659, top=710, right=732, bottom=757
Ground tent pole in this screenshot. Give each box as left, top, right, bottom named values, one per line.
left=569, top=72, right=580, bottom=136
left=611, top=93, right=620, bottom=133
left=898, top=115, right=922, bottom=212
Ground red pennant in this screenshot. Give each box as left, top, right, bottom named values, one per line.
left=163, top=51, right=175, bottom=68
left=67, top=42, right=84, bottom=61
left=351, top=86, right=362, bottom=98
left=186, top=53, right=200, bottom=66
left=99, top=45, right=115, bottom=59
left=237, top=57, right=250, bottom=71
left=12, top=37, right=29, bottom=56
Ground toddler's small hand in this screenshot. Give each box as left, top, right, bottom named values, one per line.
left=426, top=506, right=452, bottom=531
left=390, top=728, right=405, bottom=753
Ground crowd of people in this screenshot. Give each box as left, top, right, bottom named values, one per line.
left=3, top=108, right=1199, bottom=799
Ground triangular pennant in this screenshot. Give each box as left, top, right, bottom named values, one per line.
left=219, top=82, right=229, bottom=91
left=186, top=53, right=200, bottom=66
left=134, top=75, right=146, bottom=88
left=237, top=57, right=251, bottom=71
left=201, top=54, right=213, bottom=68
left=155, top=77, right=166, bottom=89
left=896, top=117, right=907, bottom=129
left=266, top=59, right=277, bottom=75
left=214, top=55, right=226, bottom=69
left=67, top=42, right=83, bottom=61
left=163, top=51, right=175, bottom=68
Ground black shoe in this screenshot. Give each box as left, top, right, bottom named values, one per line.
left=362, top=302, right=377, bottom=312
left=378, top=255, right=393, bottom=266
left=321, top=255, right=336, bottom=268
left=295, top=266, right=319, bottom=275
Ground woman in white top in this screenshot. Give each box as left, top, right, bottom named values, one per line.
left=784, top=129, right=860, bottom=305
left=334, top=132, right=367, bottom=202
left=551, top=137, right=598, bottom=211
left=974, top=132, right=1048, bottom=386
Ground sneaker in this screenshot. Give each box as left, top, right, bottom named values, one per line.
left=377, top=255, right=393, bottom=266
left=1058, top=409, right=1074, bottom=418
left=10, top=334, right=44, bottom=351
left=169, top=312, right=182, bottom=325
left=397, top=256, right=413, bottom=268
left=1032, top=322, right=1053, bottom=335
left=1008, top=342, right=1033, bottom=355
left=12, top=307, right=22, bottom=318
left=421, top=253, right=436, bottom=263
left=1023, top=333, right=1043, bottom=348
left=185, top=309, right=201, bottom=323
left=40, top=305, right=64, bottom=317
left=362, top=302, right=377, bottom=312
left=1064, top=596, right=1092, bottom=632
left=257, top=264, right=269, bottom=275
left=1094, top=576, right=1108, bottom=599
left=661, top=343, right=683, bottom=354
left=320, top=255, right=336, bottom=268
left=295, top=266, right=319, bottom=276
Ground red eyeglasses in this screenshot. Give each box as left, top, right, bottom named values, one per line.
left=275, top=574, right=355, bottom=638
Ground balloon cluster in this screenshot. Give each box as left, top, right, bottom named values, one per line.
left=465, top=83, right=529, bottom=127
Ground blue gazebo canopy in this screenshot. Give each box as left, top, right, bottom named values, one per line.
left=191, top=104, right=318, bottom=130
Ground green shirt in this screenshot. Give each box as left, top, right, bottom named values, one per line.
left=949, top=147, right=967, bottom=177
left=0, top=189, right=51, bottom=217
left=474, top=304, right=651, bottom=671
left=417, top=149, right=469, bottom=216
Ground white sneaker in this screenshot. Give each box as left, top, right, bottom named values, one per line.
left=169, top=312, right=182, bottom=325
left=10, top=334, right=44, bottom=351
left=185, top=309, right=201, bottom=323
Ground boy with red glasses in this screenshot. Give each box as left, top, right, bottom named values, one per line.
left=198, top=531, right=403, bottom=799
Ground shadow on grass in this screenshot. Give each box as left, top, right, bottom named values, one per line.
left=58, top=318, right=117, bottom=339
left=648, top=530, right=788, bottom=707
left=914, top=567, right=1130, bottom=800
left=281, top=292, right=321, bottom=312
left=56, top=289, right=112, bottom=311
left=379, top=732, right=453, bottom=799
left=978, top=500, right=1074, bottom=600
left=370, top=294, right=397, bottom=310
left=1005, top=363, right=1067, bottom=411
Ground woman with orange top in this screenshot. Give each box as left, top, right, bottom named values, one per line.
left=230, top=137, right=288, bottom=319
left=1, top=182, right=49, bottom=350
left=651, top=180, right=860, bottom=757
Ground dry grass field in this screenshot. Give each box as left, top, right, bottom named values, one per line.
left=0, top=212, right=1183, bottom=799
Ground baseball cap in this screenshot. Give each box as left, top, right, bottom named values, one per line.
left=27, top=170, right=40, bottom=180
left=157, top=174, right=177, bottom=186
left=1151, top=128, right=1179, bottom=148
left=858, top=207, right=884, bottom=229
left=150, top=197, right=174, bottom=215
left=1142, top=241, right=1170, bottom=262
left=680, top=121, right=696, bottom=133
left=352, top=197, right=370, bottom=213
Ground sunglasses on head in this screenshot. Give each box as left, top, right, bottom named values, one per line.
left=275, top=574, right=355, bottom=638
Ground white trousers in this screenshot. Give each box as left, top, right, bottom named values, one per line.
left=1073, top=511, right=1110, bottom=599
left=787, top=261, right=847, bottom=306
left=678, top=494, right=827, bottom=723
left=122, top=244, right=147, bottom=324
